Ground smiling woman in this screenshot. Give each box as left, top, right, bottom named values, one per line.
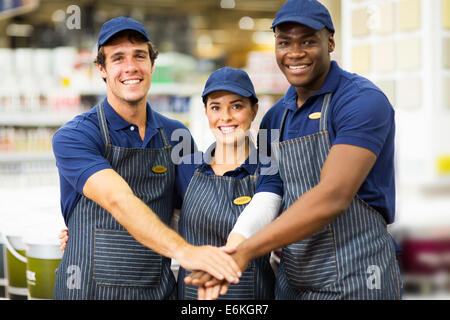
left=173, top=67, right=280, bottom=300
left=205, top=91, right=257, bottom=170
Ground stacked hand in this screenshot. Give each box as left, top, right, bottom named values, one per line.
left=174, top=244, right=242, bottom=285
left=58, top=228, right=247, bottom=296
left=184, top=249, right=250, bottom=300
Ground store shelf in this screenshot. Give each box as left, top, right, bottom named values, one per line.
left=158, top=112, right=190, bottom=124
left=78, top=82, right=202, bottom=98
left=0, top=112, right=78, bottom=127
left=0, top=84, right=200, bottom=127
left=0, top=151, right=55, bottom=163
left=150, top=83, right=201, bottom=96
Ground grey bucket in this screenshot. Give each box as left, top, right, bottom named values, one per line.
left=24, top=228, right=63, bottom=300
left=0, top=232, right=6, bottom=298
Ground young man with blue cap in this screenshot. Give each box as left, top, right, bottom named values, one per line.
left=52, top=16, right=241, bottom=300
left=187, top=0, right=402, bottom=300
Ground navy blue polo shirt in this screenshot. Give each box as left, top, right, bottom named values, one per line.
left=257, top=61, right=396, bottom=224
left=53, top=97, right=196, bottom=223
left=174, top=142, right=283, bottom=209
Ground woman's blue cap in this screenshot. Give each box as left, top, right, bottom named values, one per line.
left=202, top=67, right=258, bottom=104
left=97, top=16, right=150, bottom=49
left=271, top=0, right=335, bottom=32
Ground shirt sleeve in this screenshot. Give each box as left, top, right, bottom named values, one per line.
left=169, top=121, right=199, bottom=209
left=52, top=122, right=112, bottom=194
left=173, top=153, right=202, bottom=210
left=332, top=89, right=394, bottom=157
left=229, top=192, right=282, bottom=239
left=255, top=108, right=284, bottom=196
left=255, top=165, right=283, bottom=196
left=167, top=122, right=198, bottom=164
left=173, top=164, right=183, bottom=210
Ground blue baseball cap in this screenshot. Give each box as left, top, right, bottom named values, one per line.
left=202, top=67, right=258, bottom=104
left=97, top=16, right=150, bottom=49
left=271, top=0, right=335, bottom=33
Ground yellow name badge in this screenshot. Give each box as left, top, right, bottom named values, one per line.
left=152, top=165, right=167, bottom=174
left=309, top=112, right=321, bottom=120
left=233, top=196, right=252, bottom=206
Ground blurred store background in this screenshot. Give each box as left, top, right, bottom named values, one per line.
left=0, top=0, right=449, bottom=300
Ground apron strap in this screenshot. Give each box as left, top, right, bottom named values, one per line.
left=158, top=128, right=171, bottom=148
left=319, top=93, right=333, bottom=132
left=96, top=102, right=111, bottom=146
left=97, top=103, right=171, bottom=149
left=279, top=93, right=333, bottom=137
left=279, top=108, right=289, bottom=140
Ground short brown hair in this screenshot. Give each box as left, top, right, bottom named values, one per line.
left=94, top=29, right=159, bottom=69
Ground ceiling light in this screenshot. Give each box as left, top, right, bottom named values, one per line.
left=254, top=18, right=273, bottom=31
left=239, top=16, right=254, bottom=30
left=220, top=0, right=235, bottom=9
left=6, top=24, right=33, bottom=37
left=51, top=9, right=66, bottom=23
left=197, top=35, right=213, bottom=51
left=252, top=31, right=274, bottom=45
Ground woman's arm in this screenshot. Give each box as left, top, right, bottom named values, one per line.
left=228, top=192, right=282, bottom=240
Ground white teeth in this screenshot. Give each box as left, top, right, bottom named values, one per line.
left=288, top=65, right=307, bottom=70
left=123, top=79, right=140, bottom=85
left=220, top=126, right=236, bottom=134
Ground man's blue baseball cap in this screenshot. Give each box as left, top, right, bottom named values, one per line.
left=271, top=0, right=335, bottom=33
left=202, top=67, right=258, bottom=104
left=97, top=16, right=150, bottom=49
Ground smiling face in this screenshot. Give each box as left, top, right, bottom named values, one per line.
left=205, top=91, right=258, bottom=146
left=275, top=22, right=334, bottom=99
left=97, top=35, right=154, bottom=108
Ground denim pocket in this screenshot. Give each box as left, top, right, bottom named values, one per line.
left=93, top=229, right=162, bottom=288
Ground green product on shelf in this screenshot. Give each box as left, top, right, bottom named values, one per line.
left=25, top=242, right=62, bottom=300
left=152, top=65, right=173, bottom=83
left=0, top=238, right=6, bottom=298
left=5, top=235, right=28, bottom=300
left=26, top=255, right=61, bottom=300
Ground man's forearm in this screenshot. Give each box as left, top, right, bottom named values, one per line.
left=234, top=183, right=341, bottom=266
left=184, top=185, right=341, bottom=289
left=235, top=143, right=376, bottom=265
left=82, top=169, right=242, bottom=282
left=187, top=145, right=377, bottom=290
left=107, top=191, right=188, bottom=259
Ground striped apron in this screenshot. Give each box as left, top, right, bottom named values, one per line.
left=177, top=165, right=275, bottom=300
left=53, top=103, right=177, bottom=300
left=274, top=93, right=401, bottom=300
